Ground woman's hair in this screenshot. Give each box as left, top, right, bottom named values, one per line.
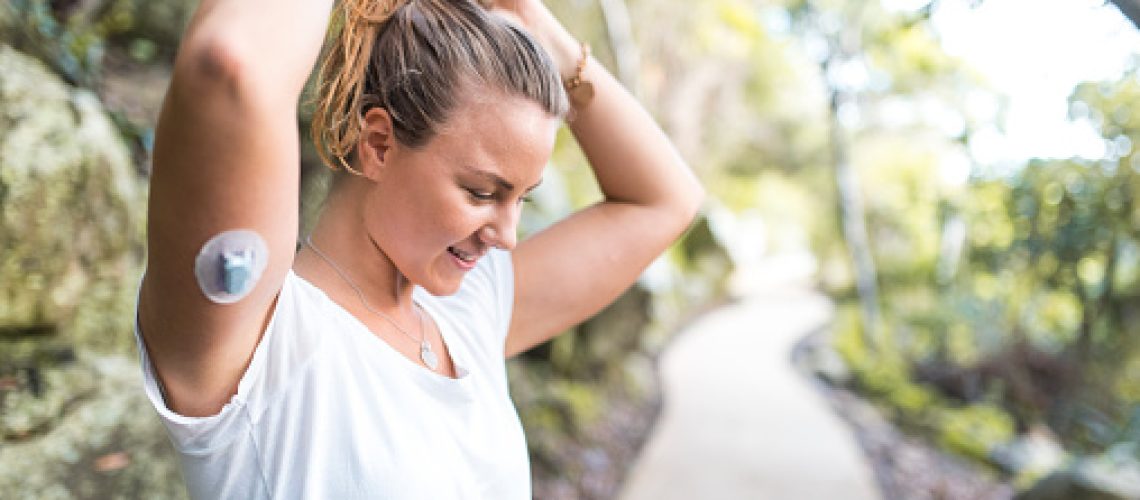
left=311, top=0, right=568, bottom=173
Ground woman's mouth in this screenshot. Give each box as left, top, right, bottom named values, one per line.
left=447, top=246, right=479, bottom=269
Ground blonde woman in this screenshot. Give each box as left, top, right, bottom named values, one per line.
left=135, top=0, right=703, bottom=497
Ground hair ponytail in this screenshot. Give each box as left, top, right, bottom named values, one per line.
left=311, top=0, right=405, bottom=175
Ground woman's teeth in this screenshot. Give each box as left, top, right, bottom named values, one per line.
left=448, top=247, right=476, bottom=262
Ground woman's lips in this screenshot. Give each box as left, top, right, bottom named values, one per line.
left=447, top=246, right=479, bottom=270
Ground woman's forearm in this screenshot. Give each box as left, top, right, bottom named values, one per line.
left=566, top=54, right=704, bottom=219
left=537, top=20, right=704, bottom=223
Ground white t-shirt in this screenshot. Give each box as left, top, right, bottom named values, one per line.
left=134, top=249, right=531, bottom=499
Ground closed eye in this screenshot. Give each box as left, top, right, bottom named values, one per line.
left=466, top=188, right=495, bottom=201
left=466, top=187, right=533, bottom=205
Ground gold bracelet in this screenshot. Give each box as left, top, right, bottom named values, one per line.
left=564, top=40, right=594, bottom=115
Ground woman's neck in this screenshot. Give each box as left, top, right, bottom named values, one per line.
left=296, top=182, right=418, bottom=315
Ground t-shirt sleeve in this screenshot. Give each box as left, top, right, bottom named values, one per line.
left=133, top=271, right=313, bottom=455
left=489, top=249, right=515, bottom=338
left=134, top=320, right=252, bottom=454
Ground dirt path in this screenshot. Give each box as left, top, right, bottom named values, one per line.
left=618, top=261, right=881, bottom=500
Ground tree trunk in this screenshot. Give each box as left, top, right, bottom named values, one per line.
left=829, top=88, right=882, bottom=348
left=823, top=7, right=882, bottom=350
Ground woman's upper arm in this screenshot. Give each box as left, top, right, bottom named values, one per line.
left=137, top=30, right=312, bottom=417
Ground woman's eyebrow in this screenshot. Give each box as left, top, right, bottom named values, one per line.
left=463, top=165, right=543, bottom=192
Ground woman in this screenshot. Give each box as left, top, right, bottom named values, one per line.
left=135, top=0, right=703, bottom=497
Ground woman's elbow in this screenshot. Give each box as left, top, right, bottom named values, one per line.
left=684, top=184, right=707, bottom=226
left=173, top=31, right=256, bottom=97
left=668, top=173, right=706, bottom=232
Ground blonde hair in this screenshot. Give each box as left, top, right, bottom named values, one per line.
left=311, top=0, right=568, bottom=174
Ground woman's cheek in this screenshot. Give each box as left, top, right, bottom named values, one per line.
left=438, top=197, right=485, bottom=236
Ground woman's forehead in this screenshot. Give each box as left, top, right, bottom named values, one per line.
left=442, top=91, right=557, bottom=141
left=433, top=95, right=558, bottom=184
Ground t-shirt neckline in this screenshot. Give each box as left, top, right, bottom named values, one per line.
left=288, top=269, right=473, bottom=388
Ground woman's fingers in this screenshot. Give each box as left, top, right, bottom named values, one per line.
left=488, top=7, right=526, bottom=29
left=479, top=0, right=527, bottom=24
left=479, top=0, right=577, bottom=77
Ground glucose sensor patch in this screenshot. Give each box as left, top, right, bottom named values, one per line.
left=194, top=229, right=269, bottom=304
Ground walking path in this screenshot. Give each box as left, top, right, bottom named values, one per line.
left=618, top=256, right=881, bottom=500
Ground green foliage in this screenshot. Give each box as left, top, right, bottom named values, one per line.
left=936, top=404, right=1016, bottom=462
left=864, top=21, right=961, bottom=94
left=832, top=303, right=1016, bottom=463
left=2, top=0, right=106, bottom=86
left=856, top=135, right=947, bottom=281
left=830, top=56, right=1140, bottom=473
left=1, top=0, right=191, bottom=86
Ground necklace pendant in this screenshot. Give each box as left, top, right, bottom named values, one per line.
left=420, top=340, right=439, bottom=370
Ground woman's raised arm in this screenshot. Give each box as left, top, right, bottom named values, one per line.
left=138, top=0, right=334, bottom=417
left=499, top=0, right=705, bottom=356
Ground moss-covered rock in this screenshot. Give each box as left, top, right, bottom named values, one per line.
left=1017, top=455, right=1140, bottom=500
left=0, top=44, right=174, bottom=499
left=0, top=355, right=185, bottom=500
left=0, top=43, right=145, bottom=354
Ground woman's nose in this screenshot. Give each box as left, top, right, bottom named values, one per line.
left=479, top=205, right=520, bottom=250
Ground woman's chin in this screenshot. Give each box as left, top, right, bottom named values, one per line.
left=417, top=275, right=464, bottom=297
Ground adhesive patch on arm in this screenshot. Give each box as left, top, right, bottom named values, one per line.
left=194, top=229, right=269, bottom=304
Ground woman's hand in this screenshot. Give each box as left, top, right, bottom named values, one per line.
left=479, top=0, right=579, bottom=78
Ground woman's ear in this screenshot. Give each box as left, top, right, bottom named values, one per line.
left=356, top=107, right=396, bottom=180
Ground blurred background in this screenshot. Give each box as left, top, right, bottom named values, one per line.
left=3, top=0, right=1140, bottom=498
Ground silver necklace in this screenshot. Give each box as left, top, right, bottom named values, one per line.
left=304, top=234, right=440, bottom=370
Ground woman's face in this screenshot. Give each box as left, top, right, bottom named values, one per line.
left=359, top=93, right=560, bottom=296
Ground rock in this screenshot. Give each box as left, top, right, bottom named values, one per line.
left=0, top=43, right=145, bottom=354
left=0, top=44, right=170, bottom=498
left=811, top=341, right=853, bottom=385
left=1017, top=455, right=1140, bottom=500
left=791, top=323, right=853, bottom=386
left=0, top=355, right=185, bottom=499
left=990, top=424, right=1067, bottom=479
